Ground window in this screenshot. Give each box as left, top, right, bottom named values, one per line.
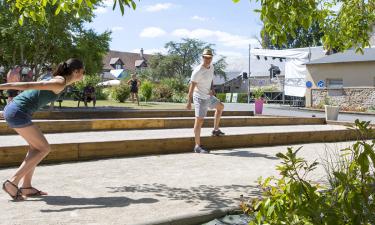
left=115, top=64, right=122, bottom=69
left=327, top=79, right=343, bottom=89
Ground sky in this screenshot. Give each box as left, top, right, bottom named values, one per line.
left=85, top=0, right=264, bottom=72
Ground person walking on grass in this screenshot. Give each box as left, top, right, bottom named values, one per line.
left=186, top=49, right=225, bottom=154
left=0, top=58, right=85, bottom=201
left=127, top=73, right=141, bottom=105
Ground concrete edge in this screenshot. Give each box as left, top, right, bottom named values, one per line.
left=133, top=207, right=241, bottom=225
left=326, top=120, right=375, bottom=127
left=299, top=107, right=375, bottom=116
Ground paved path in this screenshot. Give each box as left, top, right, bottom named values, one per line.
left=225, top=103, right=375, bottom=123
left=0, top=125, right=346, bottom=146
left=0, top=142, right=354, bottom=225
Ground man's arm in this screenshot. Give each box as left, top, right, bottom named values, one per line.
left=186, top=81, right=197, bottom=109
left=210, top=81, right=216, bottom=96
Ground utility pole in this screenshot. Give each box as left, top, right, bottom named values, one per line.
left=248, top=44, right=251, bottom=104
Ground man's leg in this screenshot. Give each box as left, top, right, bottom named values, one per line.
left=194, top=117, right=204, bottom=147
left=214, top=102, right=224, bottom=130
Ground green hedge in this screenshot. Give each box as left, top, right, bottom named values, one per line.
left=216, top=93, right=248, bottom=103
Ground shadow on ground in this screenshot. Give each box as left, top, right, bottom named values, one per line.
left=29, top=196, right=158, bottom=213
left=107, top=184, right=261, bottom=210
left=212, top=149, right=279, bottom=160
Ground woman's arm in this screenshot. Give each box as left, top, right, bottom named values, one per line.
left=0, top=77, right=66, bottom=93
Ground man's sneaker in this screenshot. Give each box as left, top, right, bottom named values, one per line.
left=194, top=145, right=210, bottom=154
left=212, top=129, right=225, bottom=137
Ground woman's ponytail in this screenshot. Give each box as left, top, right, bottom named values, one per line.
left=53, top=58, right=84, bottom=78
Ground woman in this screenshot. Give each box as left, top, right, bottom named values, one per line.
left=0, top=58, right=84, bottom=200
left=127, top=74, right=141, bottom=105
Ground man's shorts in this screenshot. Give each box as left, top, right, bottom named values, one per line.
left=193, top=95, right=220, bottom=118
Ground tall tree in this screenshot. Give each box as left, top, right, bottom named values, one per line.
left=148, top=39, right=227, bottom=81
left=164, top=38, right=213, bottom=78
left=261, top=21, right=324, bottom=49
left=234, top=0, right=375, bottom=53
left=0, top=2, right=110, bottom=77
left=6, top=0, right=138, bottom=25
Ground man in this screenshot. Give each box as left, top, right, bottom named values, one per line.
left=186, top=49, right=225, bottom=154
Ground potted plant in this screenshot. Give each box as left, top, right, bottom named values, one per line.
left=253, top=88, right=265, bottom=114
left=323, top=96, right=339, bottom=121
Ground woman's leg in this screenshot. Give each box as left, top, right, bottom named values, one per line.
left=3, top=125, right=50, bottom=196
left=135, top=93, right=139, bottom=105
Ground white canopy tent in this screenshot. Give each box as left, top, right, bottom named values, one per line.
left=97, top=79, right=121, bottom=86
left=251, top=49, right=310, bottom=97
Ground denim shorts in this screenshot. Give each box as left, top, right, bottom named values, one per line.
left=3, top=101, right=33, bottom=128
left=193, top=95, right=220, bottom=118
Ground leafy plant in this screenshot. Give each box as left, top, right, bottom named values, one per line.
left=243, top=119, right=375, bottom=225
left=140, top=80, right=153, bottom=102
left=111, top=82, right=130, bottom=103
left=252, top=88, right=264, bottom=100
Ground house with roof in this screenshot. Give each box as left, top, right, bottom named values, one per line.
left=305, top=48, right=375, bottom=110
left=101, top=48, right=152, bottom=81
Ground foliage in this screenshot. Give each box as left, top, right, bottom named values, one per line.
left=216, top=93, right=248, bottom=103
left=7, top=0, right=137, bottom=25
left=261, top=20, right=324, bottom=49
left=148, top=39, right=227, bottom=81
left=160, top=78, right=188, bottom=93
left=252, top=88, right=264, bottom=99
left=0, top=2, right=110, bottom=77
left=242, top=119, right=375, bottom=225
left=111, top=82, right=130, bottom=103
left=233, top=0, right=375, bottom=53
left=73, top=74, right=100, bottom=92
left=164, top=38, right=213, bottom=79
left=152, top=83, right=173, bottom=102
left=139, top=80, right=153, bottom=102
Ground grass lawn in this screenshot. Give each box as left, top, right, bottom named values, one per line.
left=55, top=100, right=186, bottom=110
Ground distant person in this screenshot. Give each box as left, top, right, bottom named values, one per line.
left=6, top=66, right=21, bottom=102
left=39, top=67, right=55, bottom=110
left=127, top=74, right=141, bottom=105
left=0, top=58, right=84, bottom=201
left=83, top=85, right=96, bottom=107
left=186, top=49, right=225, bottom=154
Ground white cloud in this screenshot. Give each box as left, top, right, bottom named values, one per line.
left=131, top=48, right=167, bottom=55
left=172, top=28, right=259, bottom=49
left=94, top=6, right=108, bottom=14
left=102, top=0, right=114, bottom=7
left=111, top=26, right=124, bottom=32
left=191, top=15, right=209, bottom=21
left=140, top=27, right=167, bottom=38
left=145, top=3, right=174, bottom=12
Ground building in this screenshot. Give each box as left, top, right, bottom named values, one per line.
left=305, top=48, right=375, bottom=110
left=101, top=48, right=153, bottom=81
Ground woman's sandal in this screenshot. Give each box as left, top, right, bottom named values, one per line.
left=2, top=180, right=24, bottom=201
left=20, top=187, right=47, bottom=197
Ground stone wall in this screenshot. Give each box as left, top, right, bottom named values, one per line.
left=311, top=88, right=375, bottom=111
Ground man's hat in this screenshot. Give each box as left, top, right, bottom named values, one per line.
left=202, top=49, right=213, bottom=57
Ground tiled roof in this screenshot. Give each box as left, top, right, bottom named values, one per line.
left=103, top=50, right=153, bottom=71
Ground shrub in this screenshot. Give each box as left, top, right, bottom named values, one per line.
left=152, top=84, right=173, bottom=102
left=140, top=80, right=153, bottom=102
left=160, top=78, right=188, bottom=93
left=242, top=120, right=375, bottom=225
left=252, top=88, right=264, bottom=100
left=111, top=83, right=130, bottom=103
left=172, top=92, right=187, bottom=103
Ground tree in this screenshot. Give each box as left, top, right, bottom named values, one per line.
left=261, top=21, right=324, bottom=49
left=148, top=39, right=227, bottom=81
left=7, top=0, right=138, bottom=25
left=165, top=38, right=213, bottom=78
left=0, top=2, right=110, bottom=77
left=233, top=0, right=375, bottom=53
